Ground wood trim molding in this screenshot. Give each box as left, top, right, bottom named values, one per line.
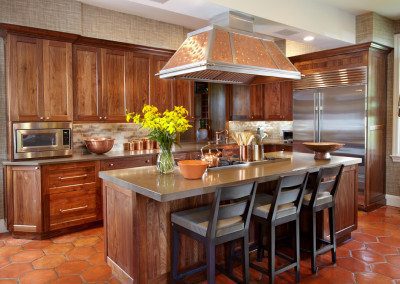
left=289, top=42, right=392, bottom=63
left=0, top=23, right=176, bottom=56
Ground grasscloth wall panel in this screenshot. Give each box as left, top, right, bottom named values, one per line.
left=81, top=4, right=190, bottom=50
left=0, top=0, right=190, bottom=220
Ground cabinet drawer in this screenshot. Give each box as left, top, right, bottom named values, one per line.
left=190, top=152, right=202, bottom=160
left=49, top=186, right=100, bottom=230
left=43, top=162, right=97, bottom=188
left=101, top=155, right=155, bottom=171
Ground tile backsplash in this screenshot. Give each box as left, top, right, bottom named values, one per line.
left=73, top=123, right=149, bottom=151
left=227, top=121, right=293, bottom=139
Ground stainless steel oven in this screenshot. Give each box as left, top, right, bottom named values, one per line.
left=13, top=122, right=72, bottom=160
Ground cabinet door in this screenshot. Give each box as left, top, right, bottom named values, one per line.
left=150, top=56, right=174, bottom=113
left=8, top=35, right=43, bottom=121
left=264, top=82, right=282, bottom=120
left=230, top=85, right=250, bottom=120
left=6, top=166, right=42, bottom=233
left=125, top=52, right=150, bottom=114
left=101, top=49, right=127, bottom=122
left=43, top=40, right=73, bottom=121
left=250, top=85, right=264, bottom=120
left=73, top=45, right=101, bottom=121
left=174, top=79, right=195, bottom=119
left=280, top=81, right=293, bottom=120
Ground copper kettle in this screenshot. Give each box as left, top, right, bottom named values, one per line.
left=200, top=143, right=221, bottom=168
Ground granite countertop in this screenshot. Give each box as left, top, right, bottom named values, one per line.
left=3, top=140, right=291, bottom=166
left=2, top=143, right=207, bottom=166
left=99, top=152, right=361, bottom=202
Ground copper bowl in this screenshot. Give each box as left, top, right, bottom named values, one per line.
left=178, top=160, right=208, bottom=179
left=302, top=142, right=345, bottom=160
left=84, top=138, right=115, bottom=154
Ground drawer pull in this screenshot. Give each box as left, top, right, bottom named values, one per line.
left=109, top=163, right=114, bottom=167
left=58, top=174, right=88, bottom=181
left=145, top=160, right=150, bottom=163
left=59, top=205, right=88, bottom=213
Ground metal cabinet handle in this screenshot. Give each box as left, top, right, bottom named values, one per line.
left=145, top=160, right=150, bottom=163
left=104, top=116, right=107, bottom=120
left=40, top=117, right=44, bottom=120
left=59, top=205, right=88, bottom=213
left=109, top=163, right=114, bottom=167
left=99, top=117, right=103, bottom=120
left=58, top=174, right=88, bottom=181
left=46, top=117, right=50, bottom=120
left=35, top=166, right=39, bottom=170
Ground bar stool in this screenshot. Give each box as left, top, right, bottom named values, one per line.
left=251, top=172, right=309, bottom=284
left=170, top=181, right=258, bottom=284
left=302, top=164, right=344, bottom=273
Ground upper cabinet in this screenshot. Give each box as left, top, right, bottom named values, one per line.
left=7, top=35, right=73, bottom=122
left=174, top=79, right=195, bottom=119
left=73, top=45, right=101, bottom=121
left=150, top=56, right=174, bottom=113
left=264, top=80, right=293, bottom=121
left=228, top=81, right=292, bottom=121
left=125, top=53, right=150, bottom=114
left=100, top=49, right=127, bottom=122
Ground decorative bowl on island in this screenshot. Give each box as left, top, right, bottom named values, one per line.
left=84, top=138, right=115, bottom=154
left=178, top=160, right=208, bottom=179
left=302, top=142, right=345, bottom=160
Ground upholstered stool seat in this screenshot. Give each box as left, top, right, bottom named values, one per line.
left=303, top=191, right=333, bottom=206
left=171, top=206, right=244, bottom=237
left=253, top=194, right=296, bottom=219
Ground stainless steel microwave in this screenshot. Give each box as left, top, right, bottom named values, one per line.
left=13, top=122, right=72, bottom=160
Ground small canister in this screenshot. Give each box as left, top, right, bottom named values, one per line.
left=240, top=145, right=253, bottom=162
left=144, top=139, right=153, bottom=150
left=132, top=140, right=143, bottom=151
left=253, top=145, right=264, bottom=161
left=123, top=142, right=131, bottom=151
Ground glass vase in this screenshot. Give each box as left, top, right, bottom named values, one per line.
left=156, top=147, right=175, bottom=174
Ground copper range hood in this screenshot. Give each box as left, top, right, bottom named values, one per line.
left=158, top=12, right=301, bottom=84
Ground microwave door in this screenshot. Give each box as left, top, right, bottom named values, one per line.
left=16, top=129, right=61, bottom=153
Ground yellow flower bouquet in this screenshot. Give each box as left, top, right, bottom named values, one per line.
left=126, top=105, right=192, bottom=173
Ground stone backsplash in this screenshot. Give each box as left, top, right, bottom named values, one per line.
left=73, top=123, right=149, bottom=151
left=227, top=121, right=293, bottom=139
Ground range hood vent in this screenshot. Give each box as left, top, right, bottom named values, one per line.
left=158, top=13, right=301, bottom=84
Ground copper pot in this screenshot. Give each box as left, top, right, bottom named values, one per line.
left=84, top=138, right=114, bottom=154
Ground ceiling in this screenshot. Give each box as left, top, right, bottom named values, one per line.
left=78, top=0, right=399, bottom=50
left=312, top=0, right=400, bottom=20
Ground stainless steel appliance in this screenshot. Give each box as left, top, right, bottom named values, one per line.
left=282, top=130, right=293, bottom=143
left=293, top=70, right=367, bottom=193
left=13, top=122, right=72, bottom=160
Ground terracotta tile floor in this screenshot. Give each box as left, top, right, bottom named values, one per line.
left=0, top=206, right=398, bottom=283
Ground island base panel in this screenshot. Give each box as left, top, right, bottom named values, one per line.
left=103, top=164, right=358, bottom=283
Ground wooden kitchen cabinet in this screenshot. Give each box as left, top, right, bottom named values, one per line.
left=101, top=49, right=127, bottom=122
left=73, top=45, right=102, bottom=121
left=5, top=166, right=42, bottom=233
left=42, top=40, right=73, bottom=121
left=249, top=84, right=264, bottom=120
left=125, top=52, right=151, bottom=114
left=7, top=35, right=73, bottom=122
left=150, top=55, right=174, bottom=113
left=264, top=81, right=293, bottom=121
left=174, top=79, right=195, bottom=118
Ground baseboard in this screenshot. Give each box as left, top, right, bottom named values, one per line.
left=386, top=194, right=400, bottom=208
left=0, top=219, right=8, bottom=233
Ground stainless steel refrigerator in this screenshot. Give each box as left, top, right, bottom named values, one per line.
left=293, top=84, right=366, bottom=193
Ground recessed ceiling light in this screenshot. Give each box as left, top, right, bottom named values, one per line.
left=303, top=36, right=315, bottom=42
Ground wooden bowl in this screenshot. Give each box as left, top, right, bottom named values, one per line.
left=84, top=138, right=115, bottom=154
left=178, top=160, right=208, bottom=179
left=302, top=142, right=345, bottom=160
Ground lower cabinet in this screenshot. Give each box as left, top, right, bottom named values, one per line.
left=264, top=144, right=293, bottom=152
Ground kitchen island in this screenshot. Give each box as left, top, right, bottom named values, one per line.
left=99, top=152, right=361, bottom=283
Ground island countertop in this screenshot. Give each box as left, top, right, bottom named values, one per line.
left=99, top=152, right=362, bottom=202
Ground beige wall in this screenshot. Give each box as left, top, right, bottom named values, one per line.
left=0, top=0, right=190, bottom=220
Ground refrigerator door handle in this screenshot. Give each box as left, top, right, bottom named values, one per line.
left=318, top=92, right=322, bottom=142
left=313, top=92, right=317, bottom=142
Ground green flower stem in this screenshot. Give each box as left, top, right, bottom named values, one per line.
left=157, top=147, right=174, bottom=174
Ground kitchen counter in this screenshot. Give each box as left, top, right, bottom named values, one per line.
left=100, top=152, right=360, bottom=202
left=2, top=142, right=208, bottom=166
left=100, top=152, right=360, bottom=283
